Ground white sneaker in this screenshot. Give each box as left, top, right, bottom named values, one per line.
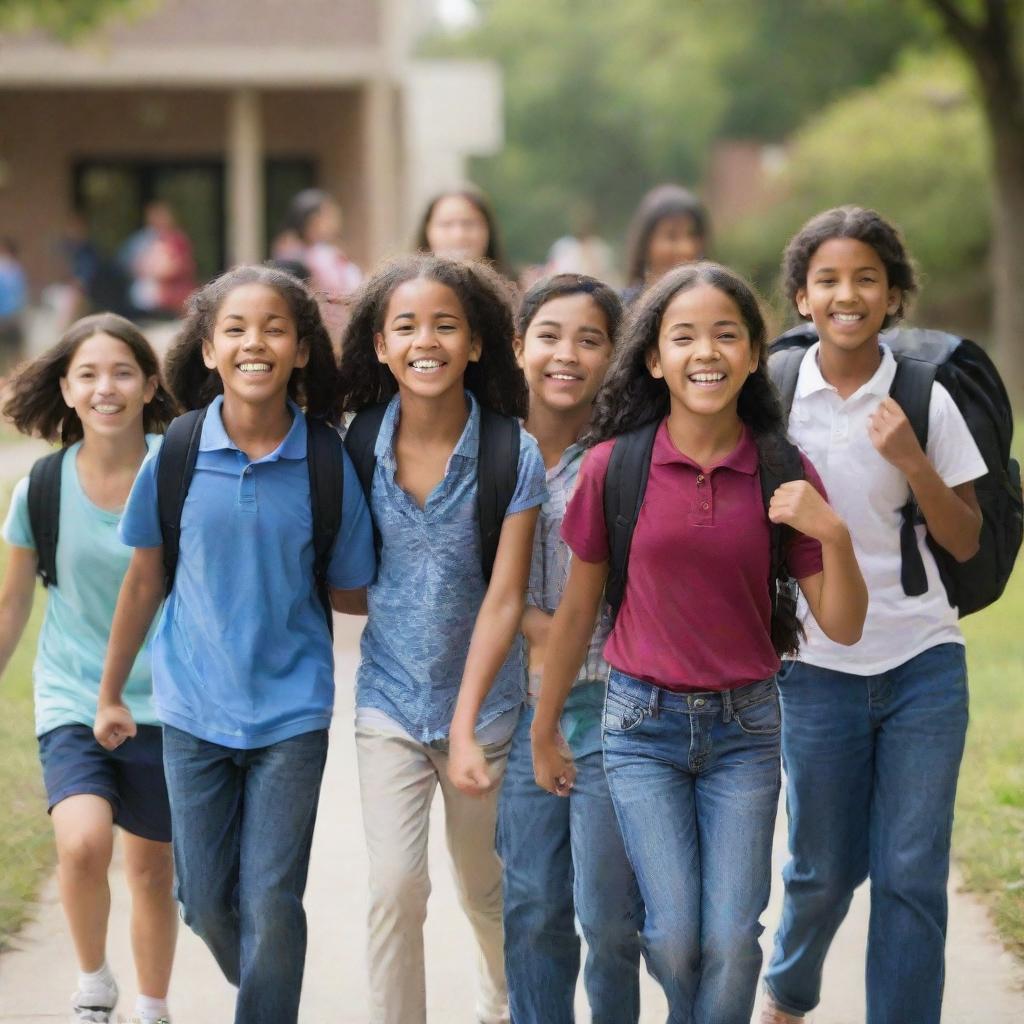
left=70, top=975, right=118, bottom=1023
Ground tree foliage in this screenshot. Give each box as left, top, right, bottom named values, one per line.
left=0, top=0, right=147, bottom=40
left=430, top=0, right=929, bottom=263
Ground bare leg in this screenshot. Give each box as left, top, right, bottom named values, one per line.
left=51, top=794, right=115, bottom=972
left=122, top=831, right=177, bottom=999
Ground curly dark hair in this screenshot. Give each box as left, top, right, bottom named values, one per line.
left=336, top=254, right=527, bottom=418
left=3, top=313, right=176, bottom=445
left=516, top=273, right=623, bottom=341
left=163, top=264, right=339, bottom=419
left=414, top=186, right=515, bottom=281
left=590, top=262, right=784, bottom=445
left=624, top=184, right=709, bottom=289
left=782, top=206, right=918, bottom=328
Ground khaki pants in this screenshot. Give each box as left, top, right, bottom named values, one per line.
left=356, top=725, right=511, bottom=1024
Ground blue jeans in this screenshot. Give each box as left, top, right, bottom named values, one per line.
left=602, top=670, right=782, bottom=1024
left=162, top=725, right=329, bottom=1024
left=764, top=644, right=969, bottom=1024
left=497, top=704, right=643, bottom=1024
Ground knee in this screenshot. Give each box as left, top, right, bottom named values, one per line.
left=701, top=917, right=764, bottom=973
left=577, top=897, right=641, bottom=957
left=786, top=856, right=864, bottom=913
left=57, top=831, right=111, bottom=880
left=369, top=862, right=431, bottom=926
left=125, top=847, right=174, bottom=898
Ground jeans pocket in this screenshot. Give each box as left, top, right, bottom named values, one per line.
left=733, top=693, right=782, bottom=736
left=603, top=693, right=646, bottom=734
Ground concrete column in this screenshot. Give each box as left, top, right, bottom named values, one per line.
left=363, top=77, right=401, bottom=263
left=227, top=88, right=263, bottom=266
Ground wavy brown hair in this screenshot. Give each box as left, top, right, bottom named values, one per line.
left=3, top=313, right=175, bottom=445
left=164, top=264, right=339, bottom=419
left=336, top=254, right=527, bottom=418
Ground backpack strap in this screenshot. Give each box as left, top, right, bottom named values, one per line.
left=889, top=357, right=938, bottom=598
left=767, top=345, right=808, bottom=418
left=343, top=403, right=389, bottom=558
left=603, top=420, right=659, bottom=620
left=477, top=408, right=521, bottom=582
left=156, top=408, right=208, bottom=596
left=306, top=418, right=345, bottom=634
left=27, top=449, right=67, bottom=588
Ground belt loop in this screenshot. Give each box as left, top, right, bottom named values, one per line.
left=721, top=687, right=734, bottom=724
left=649, top=685, right=660, bottom=719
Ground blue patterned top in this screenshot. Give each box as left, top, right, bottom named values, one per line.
left=356, top=392, right=548, bottom=743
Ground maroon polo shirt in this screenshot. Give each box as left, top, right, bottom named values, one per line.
left=562, top=420, right=825, bottom=692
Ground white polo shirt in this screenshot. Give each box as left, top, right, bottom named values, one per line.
left=788, top=343, right=986, bottom=675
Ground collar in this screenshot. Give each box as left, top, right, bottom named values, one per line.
left=651, top=418, right=759, bottom=475
left=795, top=342, right=897, bottom=401
left=199, top=395, right=307, bottom=460
left=376, top=390, right=480, bottom=468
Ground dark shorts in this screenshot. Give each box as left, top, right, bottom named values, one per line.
left=37, top=724, right=172, bottom=843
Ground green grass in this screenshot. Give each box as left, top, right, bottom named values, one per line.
left=955, top=559, right=1024, bottom=958
left=0, top=492, right=51, bottom=951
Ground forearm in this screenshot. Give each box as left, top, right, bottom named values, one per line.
left=331, top=586, right=368, bottom=615
left=450, top=593, right=526, bottom=740
left=905, top=459, right=981, bottom=562
left=98, top=563, right=163, bottom=706
left=532, top=607, right=597, bottom=739
left=0, top=594, right=33, bottom=679
left=806, top=526, right=867, bottom=645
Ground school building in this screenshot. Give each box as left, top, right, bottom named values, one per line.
left=0, top=0, right=502, bottom=291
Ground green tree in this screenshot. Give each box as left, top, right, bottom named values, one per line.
left=0, top=0, right=147, bottom=39
left=916, top=0, right=1024, bottom=399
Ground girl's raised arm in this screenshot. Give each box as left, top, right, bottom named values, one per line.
left=94, top=545, right=165, bottom=749
left=0, top=546, right=39, bottom=679
left=768, top=481, right=868, bottom=646
left=530, top=556, right=607, bottom=796
left=447, top=506, right=539, bottom=796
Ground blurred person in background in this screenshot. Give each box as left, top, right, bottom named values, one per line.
left=119, top=201, right=197, bottom=319
left=416, top=185, right=516, bottom=281
left=0, top=237, right=27, bottom=373
left=545, top=200, right=618, bottom=287
left=621, top=184, right=709, bottom=307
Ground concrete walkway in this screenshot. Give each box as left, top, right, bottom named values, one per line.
left=1, top=615, right=1022, bottom=1022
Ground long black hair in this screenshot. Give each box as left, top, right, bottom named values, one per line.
left=3, top=313, right=176, bottom=445
left=782, top=206, right=917, bottom=328
left=164, top=264, right=339, bottom=419
left=336, top=254, right=527, bottom=418
left=624, top=184, right=709, bottom=289
left=591, top=262, right=783, bottom=444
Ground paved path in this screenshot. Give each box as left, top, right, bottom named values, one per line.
left=1, top=616, right=1022, bottom=1022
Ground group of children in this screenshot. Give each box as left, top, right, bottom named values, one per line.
left=0, top=202, right=989, bottom=1024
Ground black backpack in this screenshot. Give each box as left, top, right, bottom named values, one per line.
left=602, top=419, right=806, bottom=656
left=344, top=402, right=520, bottom=583
left=769, top=324, right=1023, bottom=617
left=156, top=407, right=345, bottom=632
left=27, top=448, right=67, bottom=588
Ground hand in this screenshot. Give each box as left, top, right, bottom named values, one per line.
left=94, top=703, right=137, bottom=751
left=531, top=728, right=576, bottom=797
left=768, top=480, right=846, bottom=546
left=447, top=734, right=495, bottom=797
left=868, top=397, right=926, bottom=473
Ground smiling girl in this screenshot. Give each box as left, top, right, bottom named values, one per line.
left=531, top=263, right=867, bottom=1024
left=336, top=254, right=546, bottom=1024
left=93, top=266, right=375, bottom=1024
left=0, top=314, right=176, bottom=1024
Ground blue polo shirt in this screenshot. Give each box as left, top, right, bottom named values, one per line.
left=120, top=397, right=375, bottom=748
left=356, top=392, right=547, bottom=743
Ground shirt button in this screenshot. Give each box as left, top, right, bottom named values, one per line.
left=696, top=474, right=705, bottom=483
left=244, top=467, right=252, bottom=476
left=702, top=502, right=709, bottom=511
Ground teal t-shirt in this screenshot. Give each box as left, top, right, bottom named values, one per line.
left=3, top=436, right=162, bottom=736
